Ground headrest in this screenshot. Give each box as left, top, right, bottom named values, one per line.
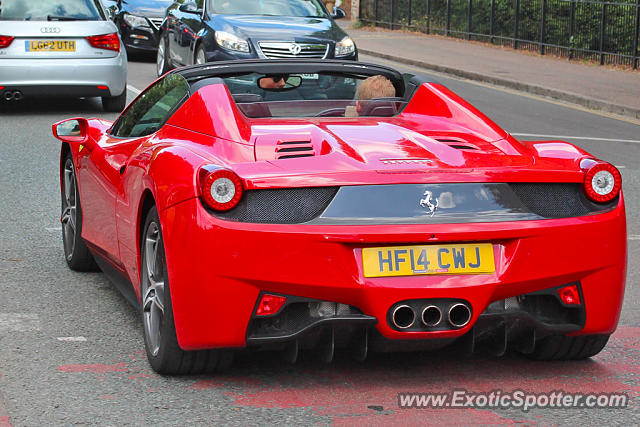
left=359, top=97, right=404, bottom=117
left=233, top=93, right=264, bottom=103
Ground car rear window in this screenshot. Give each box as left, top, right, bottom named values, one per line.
left=0, top=0, right=103, bottom=21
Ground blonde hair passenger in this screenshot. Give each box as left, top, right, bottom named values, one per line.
left=346, top=75, right=396, bottom=117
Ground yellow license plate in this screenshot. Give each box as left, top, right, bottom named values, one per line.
left=362, top=244, right=495, bottom=278
left=26, top=40, right=76, bottom=52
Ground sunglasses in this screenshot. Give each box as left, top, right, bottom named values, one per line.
left=266, top=74, right=287, bottom=83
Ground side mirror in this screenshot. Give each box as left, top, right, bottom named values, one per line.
left=52, top=118, right=89, bottom=145
left=105, top=7, right=116, bottom=21
left=258, top=75, right=303, bottom=91
left=332, top=7, right=346, bottom=19
left=179, top=2, right=202, bottom=14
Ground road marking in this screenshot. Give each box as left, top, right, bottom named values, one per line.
left=46, top=227, right=62, bottom=232
left=360, top=54, right=640, bottom=126
left=127, top=84, right=142, bottom=95
left=629, top=235, right=640, bottom=241
left=511, top=133, right=640, bottom=144
left=0, top=314, right=40, bottom=332
left=57, top=337, right=87, bottom=342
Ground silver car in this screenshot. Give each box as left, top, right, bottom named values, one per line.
left=0, top=0, right=127, bottom=112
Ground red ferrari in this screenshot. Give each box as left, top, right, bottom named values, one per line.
left=53, top=60, right=626, bottom=374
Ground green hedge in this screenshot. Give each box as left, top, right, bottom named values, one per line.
left=360, top=0, right=639, bottom=61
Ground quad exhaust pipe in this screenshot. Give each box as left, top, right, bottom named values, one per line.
left=421, top=305, right=443, bottom=327
left=3, top=90, right=23, bottom=101
left=448, top=303, right=472, bottom=328
left=391, top=305, right=416, bottom=329
left=390, top=301, right=472, bottom=330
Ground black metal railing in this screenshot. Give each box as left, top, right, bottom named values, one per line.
left=360, top=0, right=640, bottom=69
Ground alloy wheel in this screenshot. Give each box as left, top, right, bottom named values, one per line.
left=142, top=221, right=165, bottom=357
left=61, top=159, right=77, bottom=260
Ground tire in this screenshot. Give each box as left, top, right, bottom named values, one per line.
left=140, top=206, right=232, bottom=374
left=527, top=334, right=610, bottom=360
left=61, top=153, right=98, bottom=271
left=156, top=34, right=171, bottom=77
left=195, top=45, right=207, bottom=65
left=102, top=90, right=127, bottom=113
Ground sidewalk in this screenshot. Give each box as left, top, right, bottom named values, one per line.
left=340, top=22, right=640, bottom=119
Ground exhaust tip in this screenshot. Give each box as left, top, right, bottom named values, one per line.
left=448, top=303, right=472, bottom=328
left=391, top=305, right=416, bottom=329
left=421, top=305, right=443, bottom=327
left=13, top=91, right=23, bottom=101
left=3, top=91, right=13, bottom=101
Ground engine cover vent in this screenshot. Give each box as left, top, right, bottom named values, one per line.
left=435, top=138, right=479, bottom=150
left=276, top=140, right=315, bottom=159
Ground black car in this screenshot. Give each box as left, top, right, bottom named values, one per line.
left=105, top=0, right=174, bottom=54
left=156, top=0, right=356, bottom=76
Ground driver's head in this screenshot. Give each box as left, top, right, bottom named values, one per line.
left=356, top=75, right=396, bottom=115
left=261, top=74, right=287, bottom=89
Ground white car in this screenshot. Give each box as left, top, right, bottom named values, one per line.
left=0, top=0, right=127, bottom=112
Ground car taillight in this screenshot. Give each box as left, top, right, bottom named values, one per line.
left=582, top=161, right=621, bottom=203
left=0, top=35, right=14, bottom=49
left=87, top=33, right=120, bottom=51
left=199, top=167, right=244, bottom=211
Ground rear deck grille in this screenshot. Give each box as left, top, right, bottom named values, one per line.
left=208, top=184, right=617, bottom=225
left=211, top=187, right=339, bottom=224
left=509, top=183, right=617, bottom=218
left=276, top=140, right=315, bottom=159
left=258, top=42, right=328, bottom=59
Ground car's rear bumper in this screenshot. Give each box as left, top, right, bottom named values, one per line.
left=0, top=54, right=127, bottom=97
left=159, top=196, right=627, bottom=351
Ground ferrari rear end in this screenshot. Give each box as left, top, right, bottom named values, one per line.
left=160, top=161, right=626, bottom=362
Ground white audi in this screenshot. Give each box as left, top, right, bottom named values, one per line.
left=0, top=0, right=127, bottom=111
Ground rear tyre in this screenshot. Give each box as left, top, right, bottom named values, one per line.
left=102, top=90, right=127, bottom=113
left=61, top=153, right=98, bottom=271
left=527, top=334, right=610, bottom=360
left=141, top=206, right=232, bottom=374
left=156, top=35, right=171, bottom=76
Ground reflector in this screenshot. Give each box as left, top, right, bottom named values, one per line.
left=256, top=294, right=287, bottom=316
left=558, top=285, right=581, bottom=306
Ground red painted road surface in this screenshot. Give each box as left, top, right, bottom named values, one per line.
left=0, top=374, right=11, bottom=427
left=45, top=325, right=639, bottom=424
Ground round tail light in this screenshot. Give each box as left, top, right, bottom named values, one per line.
left=199, top=168, right=243, bottom=211
left=583, top=161, right=621, bottom=203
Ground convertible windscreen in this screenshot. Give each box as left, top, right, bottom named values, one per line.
left=0, top=0, right=103, bottom=20
left=221, top=72, right=407, bottom=118
left=210, top=0, right=327, bottom=18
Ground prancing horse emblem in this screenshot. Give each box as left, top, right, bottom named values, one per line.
left=289, top=43, right=302, bottom=56
left=420, top=191, right=439, bottom=217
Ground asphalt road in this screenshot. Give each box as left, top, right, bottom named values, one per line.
left=0, top=53, right=638, bottom=426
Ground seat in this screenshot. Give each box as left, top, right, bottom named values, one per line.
left=358, top=97, right=404, bottom=117
left=232, top=93, right=272, bottom=118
